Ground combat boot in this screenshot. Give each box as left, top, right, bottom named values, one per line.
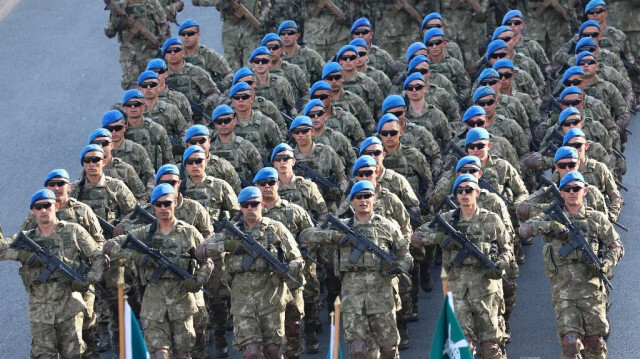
left=420, top=264, right=434, bottom=292
left=409, top=302, right=419, bottom=322
left=304, top=323, right=320, bottom=353
left=515, top=241, right=525, bottom=264
left=398, top=326, right=411, bottom=350
left=214, top=329, right=229, bottom=358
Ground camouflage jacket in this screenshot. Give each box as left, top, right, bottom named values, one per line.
left=184, top=44, right=233, bottom=88
left=400, top=121, right=443, bottom=179
left=313, top=128, right=357, bottom=173
left=204, top=153, right=243, bottom=194
left=368, top=45, right=396, bottom=78
left=144, top=99, right=188, bottom=144
left=342, top=71, right=385, bottom=118
left=377, top=167, right=420, bottom=209
left=271, top=61, right=311, bottom=109
left=278, top=175, right=329, bottom=220
left=166, top=61, right=220, bottom=123
left=112, top=139, right=156, bottom=188
left=234, top=110, right=284, bottom=159
left=424, top=83, right=461, bottom=125
left=382, top=143, right=433, bottom=198
left=293, top=143, right=348, bottom=193
left=583, top=76, right=630, bottom=128
left=210, top=133, right=263, bottom=187
left=125, top=117, right=174, bottom=170
left=497, top=93, right=532, bottom=141
left=363, top=66, right=392, bottom=97
left=282, top=45, right=326, bottom=84
left=481, top=155, right=529, bottom=206
left=106, top=0, right=170, bottom=48
left=254, top=73, right=297, bottom=115
left=181, top=175, right=239, bottom=220
left=486, top=114, right=529, bottom=158
left=405, top=103, right=453, bottom=147
left=70, top=174, right=138, bottom=225
left=97, top=157, right=147, bottom=201
left=263, top=198, right=314, bottom=237
left=333, top=89, right=376, bottom=135
left=159, top=85, right=193, bottom=124
left=429, top=53, right=472, bottom=105
left=520, top=182, right=608, bottom=221
left=326, top=105, right=366, bottom=146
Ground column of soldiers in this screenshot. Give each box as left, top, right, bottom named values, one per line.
left=1, top=0, right=635, bottom=358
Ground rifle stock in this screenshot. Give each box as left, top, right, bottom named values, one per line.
left=104, top=0, right=160, bottom=47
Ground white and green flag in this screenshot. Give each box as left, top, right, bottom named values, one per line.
left=124, top=301, right=150, bottom=359
left=429, top=292, right=473, bottom=359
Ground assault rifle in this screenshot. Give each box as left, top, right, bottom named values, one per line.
left=229, top=0, right=262, bottom=30
left=310, top=0, right=346, bottom=20
left=12, top=233, right=108, bottom=298
left=321, top=213, right=411, bottom=277
left=294, top=162, right=338, bottom=191
left=104, top=0, right=160, bottom=47
left=121, top=233, right=213, bottom=296
left=216, top=216, right=302, bottom=288
left=167, top=86, right=212, bottom=123
left=535, top=0, right=571, bottom=20
left=389, top=0, right=422, bottom=24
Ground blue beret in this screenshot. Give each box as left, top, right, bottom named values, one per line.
left=303, top=99, right=325, bottom=115
left=230, top=81, right=252, bottom=97
left=462, top=106, right=486, bottom=123
left=253, top=167, right=278, bottom=183
left=349, top=38, right=368, bottom=49
left=575, top=51, right=596, bottom=65
left=455, top=156, right=481, bottom=173
left=182, top=145, right=205, bottom=166
left=452, top=174, right=479, bottom=196
left=102, top=109, right=124, bottom=127
left=359, top=136, right=382, bottom=155
left=238, top=186, right=262, bottom=203
left=211, top=104, right=234, bottom=121
left=123, top=89, right=144, bottom=104
left=377, top=113, right=400, bottom=133
left=30, top=189, right=56, bottom=209
left=559, top=171, right=586, bottom=190
left=558, top=107, right=581, bottom=125
left=80, top=144, right=104, bottom=165
left=260, top=32, right=282, bottom=46
left=382, top=95, right=406, bottom=113
left=350, top=17, right=372, bottom=34
left=575, top=37, right=597, bottom=54
left=403, top=72, right=425, bottom=90
left=232, top=67, right=255, bottom=86
left=473, top=86, right=496, bottom=104
left=249, top=46, right=270, bottom=63
left=563, top=128, right=587, bottom=146
left=289, top=116, right=313, bottom=132
left=352, top=155, right=377, bottom=176
left=337, top=45, right=358, bottom=60
left=162, top=37, right=182, bottom=56
left=477, top=68, right=499, bottom=83
left=271, top=143, right=294, bottom=162
left=151, top=183, right=175, bottom=204
left=465, top=128, right=490, bottom=146
left=562, top=66, right=585, bottom=83
left=44, top=169, right=70, bottom=186
left=278, top=20, right=298, bottom=34
left=155, top=164, right=180, bottom=184
left=560, top=86, right=582, bottom=100
left=554, top=146, right=579, bottom=163
left=579, top=20, right=601, bottom=36
left=310, top=80, right=331, bottom=94
left=493, top=58, right=515, bottom=70
left=486, top=40, right=508, bottom=60
left=406, top=42, right=427, bottom=62
left=408, top=54, right=429, bottom=73
left=146, top=58, right=167, bottom=71
left=137, top=70, right=158, bottom=86
left=322, top=62, right=342, bottom=79
left=421, top=12, right=443, bottom=30
left=492, top=26, right=513, bottom=41
left=349, top=180, right=375, bottom=201
left=178, top=18, right=199, bottom=34
left=185, top=125, right=209, bottom=142
left=88, top=128, right=112, bottom=144
left=502, top=10, right=523, bottom=25
left=585, top=0, right=606, bottom=13
left=423, top=28, right=445, bottom=44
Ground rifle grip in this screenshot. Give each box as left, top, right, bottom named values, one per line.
left=37, top=266, right=55, bottom=284
left=558, top=243, right=574, bottom=258
left=348, top=247, right=363, bottom=263
left=150, top=266, right=167, bottom=283
left=241, top=253, right=254, bottom=270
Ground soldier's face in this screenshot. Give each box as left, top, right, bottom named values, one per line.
left=476, top=95, right=497, bottom=117
left=560, top=94, right=584, bottom=111
left=567, top=137, right=589, bottom=157
left=580, top=25, right=601, bottom=42
left=231, top=90, right=253, bottom=111
left=272, top=150, right=295, bottom=173
left=352, top=26, right=373, bottom=43
left=280, top=29, right=300, bottom=47
left=157, top=174, right=181, bottom=193
left=164, top=46, right=184, bottom=65
left=292, top=126, right=313, bottom=146
left=308, top=106, right=327, bottom=129
left=124, top=97, right=146, bottom=118
left=362, top=144, right=385, bottom=167
left=338, top=51, right=358, bottom=72
left=241, top=197, right=263, bottom=222
left=379, top=122, right=401, bottom=147
left=139, top=80, right=160, bottom=100
left=312, top=90, right=332, bottom=107
left=422, top=20, right=444, bottom=35
left=185, top=153, right=206, bottom=177
left=82, top=151, right=105, bottom=177
left=504, top=17, right=524, bottom=36
left=266, top=41, right=283, bottom=62
left=497, top=70, right=514, bottom=90
left=214, top=114, right=236, bottom=136
left=354, top=166, right=378, bottom=184
left=153, top=194, right=176, bottom=221
left=466, top=140, right=491, bottom=159
left=106, top=119, right=127, bottom=142
left=385, top=106, right=406, bottom=122
left=179, top=26, right=200, bottom=49
left=355, top=46, right=368, bottom=69
left=325, top=72, right=343, bottom=92
left=152, top=67, right=169, bottom=85
left=566, top=75, right=585, bottom=90
left=561, top=115, right=583, bottom=132
left=457, top=165, right=482, bottom=179
left=32, top=199, right=58, bottom=224
left=238, top=75, right=256, bottom=91
left=188, top=135, right=210, bottom=153
left=426, top=36, right=446, bottom=57
left=488, top=49, right=508, bottom=66
left=455, top=182, right=479, bottom=206
left=412, top=63, right=431, bottom=82
left=560, top=180, right=587, bottom=206
left=405, top=80, right=426, bottom=101
left=497, top=31, right=516, bottom=52
left=351, top=190, right=375, bottom=215
left=555, top=158, right=579, bottom=177
left=586, top=6, right=607, bottom=24
left=91, top=136, right=113, bottom=159
left=251, top=56, right=271, bottom=75
left=464, top=115, right=487, bottom=130
left=579, top=57, right=598, bottom=76
left=46, top=178, right=70, bottom=201
left=257, top=177, right=279, bottom=200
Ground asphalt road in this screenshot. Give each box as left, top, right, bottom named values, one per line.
left=0, top=2, right=638, bottom=358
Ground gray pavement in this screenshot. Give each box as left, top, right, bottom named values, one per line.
left=0, top=2, right=638, bottom=358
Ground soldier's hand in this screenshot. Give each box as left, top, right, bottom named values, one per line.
left=195, top=244, right=207, bottom=261
left=518, top=222, right=533, bottom=239
left=600, top=260, right=612, bottom=274
left=382, top=260, right=403, bottom=276
left=72, top=279, right=91, bottom=293
left=104, top=27, right=117, bottom=39
left=516, top=202, right=530, bottom=220
left=130, top=252, right=156, bottom=268
left=522, top=153, right=541, bottom=170
left=550, top=221, right=569, bottom=240
left=495, top=260, right=509, bottom=271
left=174, top=0, right=185, bottom=12
left=103, top=240, right=118, bottom=255
left=113, top=223, right=127, bottom=236
left=183, top=278, right=202, bottom=292
left=224, top=240, right=249, bottom=254
left=327, top=187, right=343, bottom=201
left=17, top=250, right=43, bottom=267
left=410, top=232, right=423, bottom=248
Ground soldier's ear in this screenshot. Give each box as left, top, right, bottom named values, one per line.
left=486, top=142, right=493, bottom=150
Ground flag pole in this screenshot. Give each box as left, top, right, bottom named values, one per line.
left=441, top=267, right=449, bottom=297
left=118, top=276, right=125, bottom=359
left=332, top=297, right=341, bottom=359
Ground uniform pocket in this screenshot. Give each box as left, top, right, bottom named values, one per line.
left=542, top=243, right=558, bottom=277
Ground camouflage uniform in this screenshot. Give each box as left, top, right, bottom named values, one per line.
left=486, top=114, right=529, bottom=158
left=105, top=0, right=170, bottom=89
left=221, top=96, right=289, bottom=133
left=278, top=175, right=329, bottom=220
left=281, top=45, right=326, bottom=84
left=595, top=65, right=636, bottom=108
left=405, top=104, right=453, bottom=147
left=125, top=117, right=174, bottom=171
left=333, top=89, right=376, bottom=135
left=367, top=45, right=396, bottom=78
left=112, top=139, right=156, bottom=190
left=429, top=71, right=459, bottom=99
left=159, top=85, right=193, bottom=124
left=429, top=54, right=472, bottom=105
left=415, top=207, right=510, bottom=353
left=144, top=100, right=188, bottom=153
left=181, top=175, right=240, bottom=220
left=514, top=0, right=573, bottom=57
left=424, top=83, right=462, bottom=125
left=482, top=155, right=529, bottom=206
left=271, top=61, right=311, bottom=110
left=234, top=110, right=284, bottom=159
left=210, top=133, right=263, bottom=187
left=200, top=216, right=303, bottom=350
left=497, top=94, right=532, bottom=141
left=184, top=45, right=233, bottom=90
left=111, top=221, right=210, bottom=354
left=524, top=206, right=623, bottom=358
left=583, top=77, right=630, bottom=133
left=314, top=128, right=358, bottom=172
left=502, top=88, right=540, bottom=139
left=400, top=122, right=444, bottom=180
left=254, top=73, right=297, bottom=115
left=1, top=222, right=104, bottom=358
left=607, top=0, right=640, bottom=100
left=85, top=157, right=148, bottom=201
left=518, top=182, right=608, bottom=221
left=301, top=0, right=350, bottom=60
left=382, top=143, right=433, bottom=198
left=166, top=61, right=221, bottom=125
left=300, top=214, right=413, bottom=353
left=371, top=0, right=424, bottom=59
left=326, top=105, right=366, bottom=146
left=364, top=66, right=392, bottom=97
left=514, top=36, right=552, bottom=77
left=451, top=132, right=521, bottom=172
left=341, top=71, right=385, bottom=118
left=377, top=167, right=420, bottom=209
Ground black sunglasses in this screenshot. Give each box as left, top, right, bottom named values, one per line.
left=565, top=142, right=585, bottom=149
left=92, top=139, right=112, bottom=147
left=480, top=79, right=499, bottom=86
left=561, top=185, right=584, bottom=193
left=458, top=167, right=479, bottom=174
left=165, top=47, right=183, bottom=54
left=124, top=101, right=145, bottom=108
left=504, top=20, right=523, bottom=26
left=311, top=93, right=330, bottom=101
left=355, top=170, right=374, bottom=178
left=586, top=8, right=606, bottom=15
left=280, top=29, right=297, bottom=36
left=578, top=59, right=597, bottom=66
left=241, top=201, right=261, bottom=208
left=489, top=52, right=507, bottom=59
left=556, top=161, right=578, bottom=169
left=412, top=68, right=430, bottom=75
left=353, top=192, right=374, bottom=200
left=379, top=130, right=399, bottom=137
left=476, top=99, right=496, bottom=107
left=561, top=118, right=582, bottom=127
left=466, top=142, right=487, bottom=150
left=188, top=137, right=208, bottom=145
left=153, top=68, right=168, bottom=75
left=179, top=30, right=198, bottom=37
left=46, top=180, right=68, bottom=187
left=232, top=93, right=251, bottom=101
left=498, top=72, right=513, bottom=79
left=466, top=119, right=485, bottom=128
left=325, top=74, right=343, bottom=82
left=83, top=156, right=103, bottom=164
left=153, top=200, right=173, bottom=208
left=362, top=150, right=383, bottom=157
left=425, top=24, right=443, bottom=29
left=252, top=58, right=270, bottom=65
left=455, top=187, right=475, bottom=195
left=256, top=179, right=277, bottom=187
left=291, top=127, right=312, bottom=135
left=273, top=155, right=293, bottom=162
left=386, top=110, right=405, bottom=118
left=563, top=79, right=583, bottom=87
left=405, top=84, right=425, bottom=92
left=213, top=116, right=235, bottom=126
left=185, top=158, right=205, bottom=165
left=267, top=44, right=282, bottom=51
left=339, top=55, right=358, bottom=62
left=561, top=99, right=582, bottom=107
left=105, top=124, right=125, bottom=132
left=352, top=29, right=371, bottom=36
left=307, top=110, right=325, bottom=118
left=33, top=202, right=54, bottom=210
left=581, top=32, right=600, bottom=38
left=139, top=82, right=159, bottom=89
left=498, top=36, right=514, bottom=43
left=158, top=180, right=179, bottom=186
left=426, top=39, right=445, bottom=47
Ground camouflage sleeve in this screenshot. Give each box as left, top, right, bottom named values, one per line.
left=517, top=71, right=541, bottom=105
left=220, top=181, right=241, bottom=216
left=531, top=40, right=551, bottom=67
left=389, top=194, right=412, bottom=239
left=591, top=98, right=619, bottom=134
left=351, top=95, right=376, bottom=135
left=20, top=212, right=36, bottom=232
left=281, top=79, right=298, bottom=115
left=245, top=143, right=264, bottom=175
left=193, top=70, right=221, bottom=113
left=137, top=147, right=156, bottom=191
left=397, top=174, right=421, bottom=208
left=388, top=222, right=413, bottom=271
left=595, top=212, right=624, bottom=265
left=438, top=88, right=461, bottom=124
left=525, top=57, right=545, bottom=93
left=609, top=67, right=635, bottom=107
left=169, top=106, right=188, bottom=142
left=452, top=59, right=472, bottom=104
left=265, top=117, right=285, bottom=151
left=413, top=151, right=433, bottom=192
left=336, top=134, right=356, bottom=173
left=490, top=213, right=513, bottom=265
left=115, top=180, right=138, bottom=216
left=0, top=234, right=20, bottom=261
left=552, top=38, right=574, bottom=67
left=433, top=108, right=454, bottom=144
left=343, top=111, right=366, bottom=145
left=525, top=212, right=554, bottom=239
left=419, top=128, right=443, bottom=179
left=202, top=232, right=228, bottom=260
left=329, top=150, right=348, bottom=191
left=150, top=0, right=170, bottom=40
left=176, top=92, right=194, bottom=124
left=75, top=224, right=103, bottom=261
left=305, top=181, right=329, bottom=218
left=365, top=77, right=384, bottom=117
left=275, top=223, right=303, bottom=263
left=203, top=48, right=233, bottom=79
left=429, top=172, right=454, bottom=206
left=309, top=50, right=326, bottom=84
left=219, top=159, right=242, bottom=194
left=376, top=70, right=393, bottom=96
left=157, top=127, right=174, bottom=165
left=519, top=92, right=541, bottom=128
left=509, top=119, right=530, bottom=157
left=261, top=100, right=288, bottom=132
left=510, top=99, right=532, bottom=142
left=122, top=164, right=148, bottom=200
left=193, top=201, right=214, bottom=238
left=292, top=66, right=311, bottom=102
left=79, top=204, right=106, bottom=244
left=587, top=185, right=609, bottom=216
left=299, top=227, right=339, bottom=246
left=505, top=163, right=528, bottom=205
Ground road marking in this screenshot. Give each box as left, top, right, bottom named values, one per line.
left=0, top=0, right=20, bottom=21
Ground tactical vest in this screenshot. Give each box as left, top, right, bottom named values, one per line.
left=234, top=118, right=267, bottom=151
left=278, top=179, right=311, bottom=209
left=225, top=220, right=283, bottom=274
left=126, top=125, right=161, bottom=169
left=337, top=216, right=391, bottom=273
left=141, top=223, right=194, bottom=283
left=210, top=139, right=252, bottom=181
left=263, top=203, right=298, bottom=235
left=75, top=179, right=120, bottom=223
left=183, top=177, right=223, bottom=219
left=383, top=151, right=419, bottom=194
left=545, top=209, right=598, bottom=266
left=167, top=66, right=201, bottom=103
left=441, top=210, right=495, bottom=270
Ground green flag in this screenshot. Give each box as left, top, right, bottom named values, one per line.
left=429, top=292, right=473, bottom=359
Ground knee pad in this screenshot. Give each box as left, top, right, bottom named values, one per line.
left=263, top=343, right=281, bottom=359
left=479, top=341, right=500, bottom=359
left=380, top=346, right=398, bottom=359
left=284, top=320, right=302, bottom=336
left=562, top=332, right=582, bottom=357
left=152, top=349, right=170, bottom=359
left=584, top=335, right=606, bottom=354
left=243, top=343, right=261, bottom=359
left=349, top=339, right=368, bottom=359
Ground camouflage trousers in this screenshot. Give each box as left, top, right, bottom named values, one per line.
left=192, top=294, right=210, bottom=359
left=221, top=21, right=261, bottom=71
left=454, top=291, right=505, bottom=344
left=205, top=269, right=231, bottom=332
left=524, top=15, right=572, bottom=60
left=553, top=295, right=609, bottom=343
left=30, top=313, right=85, bottom=359
left=142, top=314, right=195, bottom=353
left=343, top=309, right=399, bottom=348
left=232, top=308, right=286, bottom=350
left=119, top=43, right=158, bottom=90
left=302, top=260, right=322, bottom=332
left=81, top=291, right=98, bottom=358
left=446, top=17, right=488, bottom=72
left=285, top=288, right=305, bottom=357
left=627, top=32, right=640, bottom=99
left=396, top=273, right=412, bottom=334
